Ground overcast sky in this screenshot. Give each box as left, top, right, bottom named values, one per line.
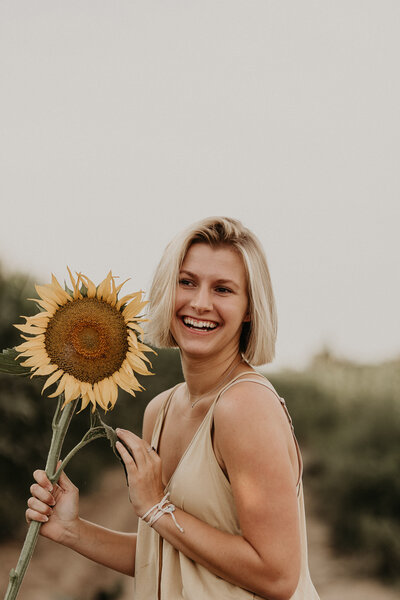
left=1, top=1, right=399, bottom=370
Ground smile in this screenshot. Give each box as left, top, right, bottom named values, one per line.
left=182, top=317, right=219, bottom=331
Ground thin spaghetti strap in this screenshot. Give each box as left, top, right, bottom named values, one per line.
left=151, top=383, right=183, bottom=450
left=215, top=374, right=304, bottom=489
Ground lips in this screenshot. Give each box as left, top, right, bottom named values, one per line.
left=182, top=316, right=219, bottom=331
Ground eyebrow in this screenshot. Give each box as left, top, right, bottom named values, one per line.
left=179, top=270, right=240, bottom=288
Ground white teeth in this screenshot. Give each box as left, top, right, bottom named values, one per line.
left=183, top=317, right=217, bottom=330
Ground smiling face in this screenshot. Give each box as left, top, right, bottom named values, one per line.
left=170, top=243, right=250, bottom=361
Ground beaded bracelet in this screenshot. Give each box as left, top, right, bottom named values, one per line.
left=141, top=492, right=184, bottom=533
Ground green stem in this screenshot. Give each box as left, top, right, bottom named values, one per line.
left=3, top=395, right=78, bottom=600
left=52, top=427, right=108, bottom=481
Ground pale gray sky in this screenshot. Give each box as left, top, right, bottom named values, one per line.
left=1, top=1, right=399, bottom=369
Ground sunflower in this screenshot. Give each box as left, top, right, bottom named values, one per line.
left=14, top=269, right=154, bottom=412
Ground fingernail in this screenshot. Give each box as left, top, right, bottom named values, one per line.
left=43, top=516, right=49, bottom=522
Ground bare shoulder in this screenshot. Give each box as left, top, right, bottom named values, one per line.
left=142, top=386, right=177, bottom=442
left=214, top=377, right=288, bottom=435
left=213, top=377, right=296, bottom=475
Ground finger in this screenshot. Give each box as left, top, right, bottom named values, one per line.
left=27, top=496, right=53, bottom=516
left=116, top=441, right=137, bottom=468
left=26, top=508, right=49, bottom=524
left=30, top=483, right=55, bottom=506
left=33, top=469, right=53, bottom=492
left=117, top=429, right=149, bottom=468
left=57, top=469, right=77, bottom=493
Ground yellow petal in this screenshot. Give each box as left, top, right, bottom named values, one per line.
left=24, top=315, right=50, bottom=328
left=79, top=274, right=96, bottom=298
left=87, top=386, right=97, bottom=411
left=48, top=373, right=68, bottom=397
left=122, top=299, right=147, bottom=319
left=106, top=277, right=117, bottom=306
left=34, top=363, right=58, bottom=377
left=93, top=382, right=108, bottom=411
left=126, top=353, right=151, bottom=375
left=118, top=366, right=143, bottom=390
left=51, top=274, right=72, bottom=303
left=109, top=381, right=119, bottom=408
left=15, top=338, right=46, bottom=352
left=42, top=369, right=63, bottom=393
left=79, top=393, right=91, bottom=412
left=115, top=278, right=130, bottom=295
left=14, top=324, right=47, bottom=335
left=63, top=375, right=81, bottom=404
left=126, top=322, right=144, bottom=336
left=96, top=271, right=112, bottom=301
left=98, top=378, right=112, bottom=410
left=35, top=284, right=64, bottom=306
left=138, top=342, right=157, bottom=355
left=127, top=331, right=138, bottom=348
left=116, top=294, right=139, bottom=311
left=112, top=371, right=136, bottom=397
left=28, top=297, right=58, bottom=313
left=20, top=353, right=50, bottom=367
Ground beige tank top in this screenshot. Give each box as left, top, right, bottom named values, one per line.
left=134, top=373, right=320, bottom=599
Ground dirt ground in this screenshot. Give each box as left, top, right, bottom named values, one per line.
left=1, top=468, right=398, bottom=600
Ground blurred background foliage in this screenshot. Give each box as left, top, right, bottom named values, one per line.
left=0, top=265, right=399, bottom=582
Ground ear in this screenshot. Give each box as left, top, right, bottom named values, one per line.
left=243, top=311, right=251, bottom=323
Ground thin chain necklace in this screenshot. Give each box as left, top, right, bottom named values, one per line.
left=187, top=357, right=244, bottom=409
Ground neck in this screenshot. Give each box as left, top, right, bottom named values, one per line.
left=180, top=349, right=244, bottom=398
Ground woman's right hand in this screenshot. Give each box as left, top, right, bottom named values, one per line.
left=26, top=466, right=80, bottom=544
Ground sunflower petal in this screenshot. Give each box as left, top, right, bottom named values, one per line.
left=93, top=382, right=108, bottom=411
left=15, top=338, right=46, bottom=352
left=109, top=381, right=119, bottom=408
left=34, top=363, right=58, bottom=377
left=115, top=278, right=130, bottom=295
left=20, top=353, right=50, bottom=367
left=14, top=324, right=47, bottom=335
left=28, top=297, right=58, bottom=312
left=63, top=375, right=81, bottom=404
left=48, top=373, right=68, bottom=398
left=79, top=393, right=91, bottom=412
left=126, top=322, right=144, bottom=336
left=96, top=271, right=112, bottom=301
left=112, top=371, right=136, bottom=397
left=42, top=369, right=64, bottom=393
left=51, top=274, right=72, bottom=303
left=35, top=284, right=65, bottom=306
left=126, top=353, right=151, bottom=376
left=79, top=274, right=96, bottom=298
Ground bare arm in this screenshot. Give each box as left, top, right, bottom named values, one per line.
left=25, top=390, right=171, bottom=575
left=26, top=467, right=137, bottom=576
left=117, top=384, right=301, bottom=600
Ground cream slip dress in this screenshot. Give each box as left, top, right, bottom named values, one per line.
left=134, top=372, right=320, bottom=599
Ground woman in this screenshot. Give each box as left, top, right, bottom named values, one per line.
left=26, top=217, right=319, bottom=600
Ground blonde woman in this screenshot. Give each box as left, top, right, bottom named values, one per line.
left=27, top=217, right=319, bottom=600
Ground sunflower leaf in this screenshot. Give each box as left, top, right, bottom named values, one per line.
left=0, top=348, right=31, bottom=376
left=94, top=409, right=129, bottom=483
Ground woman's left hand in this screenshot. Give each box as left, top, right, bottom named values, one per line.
left=116, top=428, right=165, bottom=517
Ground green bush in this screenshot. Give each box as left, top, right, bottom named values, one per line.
left=269, top=355, right=400, bottom=581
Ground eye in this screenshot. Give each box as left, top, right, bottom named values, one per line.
left=179, top=278, right=195, bottom=287
left=215, top=286, right=232, bottom=294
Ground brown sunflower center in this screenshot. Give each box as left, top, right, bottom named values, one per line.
left=45, top=297, right=129, bottom=384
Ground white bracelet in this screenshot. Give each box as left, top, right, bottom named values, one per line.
left=141, top=492, right=184, bottom=533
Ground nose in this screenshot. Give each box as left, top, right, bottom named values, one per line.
left=190, top=286, right=212, bottom=313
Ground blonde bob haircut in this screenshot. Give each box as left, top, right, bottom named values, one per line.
left=145, top=216, right=277, bottom=366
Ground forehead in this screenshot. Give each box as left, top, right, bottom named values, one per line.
left=181, top=243, right=247, bottom=284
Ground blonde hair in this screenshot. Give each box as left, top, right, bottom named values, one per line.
left=145, top=216, right=277, bottom=365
